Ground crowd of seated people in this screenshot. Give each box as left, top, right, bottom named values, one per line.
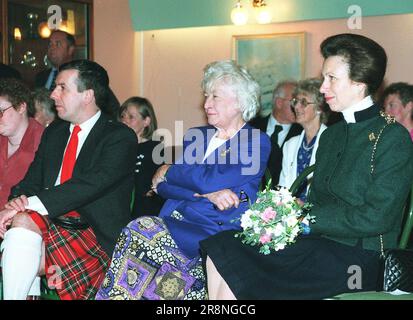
left=0, top=32, right=412, bottom=301
left=201, top=33, right=413, bottom=300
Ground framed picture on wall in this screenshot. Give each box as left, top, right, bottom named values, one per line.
left=233, top=32, right=305, bottom=116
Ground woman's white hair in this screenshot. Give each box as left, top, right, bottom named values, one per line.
left=201, top=60, right=260, bottom=122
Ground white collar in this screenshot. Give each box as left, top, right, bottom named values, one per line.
left=269, top=114, right=291, bottom=130
left=342, top=96, right=374, bottom=123
left=70, top=110, right=101, bottom=135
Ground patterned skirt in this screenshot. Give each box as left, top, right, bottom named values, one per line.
left=29, top=211, right=109, bottom=300
left=95, top=216, right=206, bottom=300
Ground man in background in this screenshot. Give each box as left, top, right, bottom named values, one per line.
left=250, top=80, right=302, bottom=186
left=35, top=30, right=75, bottom=90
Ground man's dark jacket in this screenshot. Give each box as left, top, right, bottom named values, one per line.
left=249, top=115, right=302, bottom=186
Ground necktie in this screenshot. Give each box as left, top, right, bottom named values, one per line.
left=60, top=125, right=81, bottom=218
left=47, top=68, right=58, bottom=91
left=61, top=125, right=81, bottom=183
left=270, top=125, right=283, bottom=147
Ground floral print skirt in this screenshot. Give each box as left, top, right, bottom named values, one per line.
left=95, top=216, right=206, bottom=300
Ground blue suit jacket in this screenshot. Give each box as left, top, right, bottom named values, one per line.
left=158, top=124, right=271, bottom=258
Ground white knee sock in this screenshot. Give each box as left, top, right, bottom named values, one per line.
left=28, top=276, right=41, bottom=296
left=0, top=227, right=42, bottom=300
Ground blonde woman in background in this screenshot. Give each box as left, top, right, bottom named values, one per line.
left=119, top=97, right=165, bottom=218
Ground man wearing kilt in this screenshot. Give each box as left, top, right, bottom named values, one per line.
left=0, top=60, right=137, bottom=300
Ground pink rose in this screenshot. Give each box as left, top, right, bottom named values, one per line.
left=261, top=207, right=277, bottom=222
left=259, top=233, right=272, bottom=244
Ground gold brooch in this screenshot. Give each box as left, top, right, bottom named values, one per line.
left=380, top=111, right=396, bottom=124
left=220, top=147, right=231, bottom=157
left=369, top=133, right=376, bottom=141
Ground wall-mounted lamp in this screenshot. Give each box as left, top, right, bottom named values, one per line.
left=14, top=27, right=22, bottom=40
left=38, top=22, right=52, bottom=38
left=253, top=0, right=272, bottom=24
left=231, top=1, right=248, bottom=26
left=231, top=0, right=272, bottom=25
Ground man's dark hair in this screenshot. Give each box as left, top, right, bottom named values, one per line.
left=0, top=78, right=34, bottom=117
left=320, top=33, right=387, bottom=96
left=60, top=59, right=111, bottom=114
left=50, top=29, right=76, bottom=47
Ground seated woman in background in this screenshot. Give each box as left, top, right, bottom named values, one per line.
left=95, top=60, right=271, bottom=300
left=200, top=33, right=413, bottom=300
left=382, top=82, right=413, bottom=141
left=32, top=87, right=56, bottom=127
left=0, top=78, right=44, bottom=210
left=279, top=78, right=328, bottom=202
left=119, top=97, right=165, bottom=218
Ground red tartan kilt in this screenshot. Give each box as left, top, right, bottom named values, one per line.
left=28, top=211, right=109, bottom=300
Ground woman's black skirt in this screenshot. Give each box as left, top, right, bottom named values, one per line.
left=200, top=231, right=381, bottom=300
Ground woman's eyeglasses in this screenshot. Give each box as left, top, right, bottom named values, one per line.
left=0, top=105, right=14, bottom=118
left=290, top=98, right=316, bottom=108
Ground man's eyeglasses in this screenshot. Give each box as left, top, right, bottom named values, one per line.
left=0, top=105, right=14, bottom=118
left=290, top=98, right=316, bottom=108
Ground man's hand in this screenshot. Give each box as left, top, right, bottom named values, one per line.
left=194, top=189, right=240, bottom=211
left=5, top=195, right=29, bottom=212
left=151, top=164, right=171, bottom=193
left=0, top=208, right=18, bottom=238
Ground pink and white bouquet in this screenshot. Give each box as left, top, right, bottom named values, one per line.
left=235, top=186, right=315, bottom=255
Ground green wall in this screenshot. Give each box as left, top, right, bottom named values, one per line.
left=129, top=0, right=413, bottom=31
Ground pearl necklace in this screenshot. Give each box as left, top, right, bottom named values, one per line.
left=301, top=138, right=315, bottom=152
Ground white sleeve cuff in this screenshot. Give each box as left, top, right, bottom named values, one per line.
left=27, top=196, right=49, bottom=216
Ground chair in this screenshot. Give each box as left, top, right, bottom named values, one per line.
left=289, top=164, right=315, bottom=197
left=331, top=182, right=413, bottom=300
left=40, top=277, right=60, bottom=300
left=259, top=167, right=273, bottom=191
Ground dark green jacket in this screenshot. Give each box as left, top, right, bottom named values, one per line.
left=309, top=105, right=413, bottom=252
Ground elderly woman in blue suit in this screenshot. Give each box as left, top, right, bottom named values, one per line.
left=279, top=78, right=328, bottom=202
left=96, top=60, right=271, bottom=300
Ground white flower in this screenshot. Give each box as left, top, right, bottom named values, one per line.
left=240, top=209, right=254, bottom=229
left=275, top=243, right=286, bottom=251
left=272, top=223, right=284, bottom=237
left=284, top=214, right=299, bottom=228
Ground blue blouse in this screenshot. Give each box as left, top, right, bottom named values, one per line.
left=296, top=135, right=317, bottom=201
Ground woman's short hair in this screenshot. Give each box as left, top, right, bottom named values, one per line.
left=119, top=97, right=158, bottom=139
left=320, top=33, right=387, bottom=96
left=294, top=78, right=329, bottom=124
left=0, top=78, right=34, bottom=117
left=32, top=87, right=56, bottom=119
left=382, top=82, right=413, bottom=120
left=201, top=60, right=260, bottom=122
